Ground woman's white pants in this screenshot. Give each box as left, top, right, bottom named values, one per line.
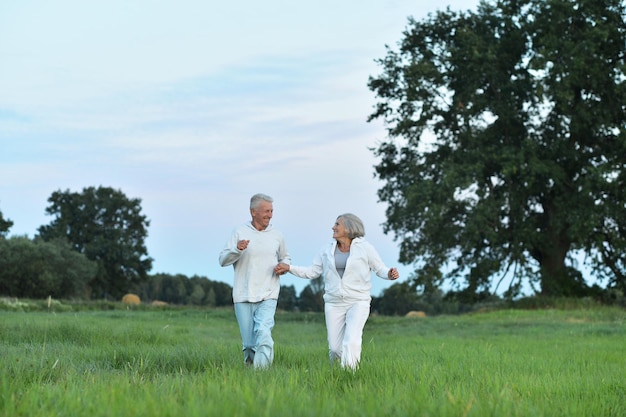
left=324, top=299, right=370, bottom=370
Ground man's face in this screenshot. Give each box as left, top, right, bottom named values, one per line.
left=251, top=200, right=273, bottom=231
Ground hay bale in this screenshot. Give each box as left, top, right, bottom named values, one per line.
left=405, top=310, right=427, bottom=318
left=121, top=293, right=141, bottom=305
left=151, top=300, right=168, bottom=307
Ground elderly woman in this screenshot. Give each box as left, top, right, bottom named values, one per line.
left=275, top=213, right=399, bottom=370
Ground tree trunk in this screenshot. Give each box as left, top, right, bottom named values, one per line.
left=537, top=200, right=575, bottom=296
left=538, top=241, right=570, bottom=296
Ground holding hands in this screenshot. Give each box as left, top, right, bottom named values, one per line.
left=274, top=262, right=290, bottom=276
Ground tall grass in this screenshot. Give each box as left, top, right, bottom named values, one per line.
left=1, top=307, right=624, bottom=416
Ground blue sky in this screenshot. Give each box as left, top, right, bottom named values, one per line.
left=0, top=0, right=480, bottom=297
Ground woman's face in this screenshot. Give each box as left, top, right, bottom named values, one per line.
left=332, top=217, right=349, bottom=240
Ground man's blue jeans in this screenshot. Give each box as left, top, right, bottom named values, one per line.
left=234, top=299, right=277, bottom=369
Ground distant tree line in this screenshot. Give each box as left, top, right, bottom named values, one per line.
left=128, top=274, right=325, bottom=311
left=131, top=273, right=232, bottom=307
left=2, top=181, right=624, bottom=315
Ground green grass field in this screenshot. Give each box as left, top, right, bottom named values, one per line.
left=1, top=305, right=624, bottom=417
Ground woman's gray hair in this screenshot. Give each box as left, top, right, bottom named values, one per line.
left=250, top=193, right=273, bottom=209
left=337, top=213, right=365, bottom=239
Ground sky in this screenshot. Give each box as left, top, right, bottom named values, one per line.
left=0, top=0, right=481, bottom=298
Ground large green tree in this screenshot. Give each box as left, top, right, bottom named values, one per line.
left=368, top=0, right=626, bottom=297
left=38, top=186, right=153, bottom=299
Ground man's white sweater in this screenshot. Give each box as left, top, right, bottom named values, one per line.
left=219, top=222, right=291, bottom=303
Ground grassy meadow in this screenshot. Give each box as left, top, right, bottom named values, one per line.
left=1, top=304, right=625, bottom=417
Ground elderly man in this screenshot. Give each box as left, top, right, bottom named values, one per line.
left=219, top=193, right=291, bottom=369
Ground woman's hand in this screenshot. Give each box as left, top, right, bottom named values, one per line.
left=388, top=267, right=399, bottom=280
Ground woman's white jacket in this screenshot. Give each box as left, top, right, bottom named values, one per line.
left=289, top=237, right=392, bottom=303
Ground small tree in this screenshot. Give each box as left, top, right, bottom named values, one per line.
left=189, top=282, right=206, bottom=305
left=205, top=287, right=217, bottom=307
left=298, top=277, right=324, bottom=312
left=278, top=285, right=298, bottom=311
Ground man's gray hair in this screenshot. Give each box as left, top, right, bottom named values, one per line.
left=337, top=213, right=365, bottom=239
left=250, top=193, right=274, bottom=209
